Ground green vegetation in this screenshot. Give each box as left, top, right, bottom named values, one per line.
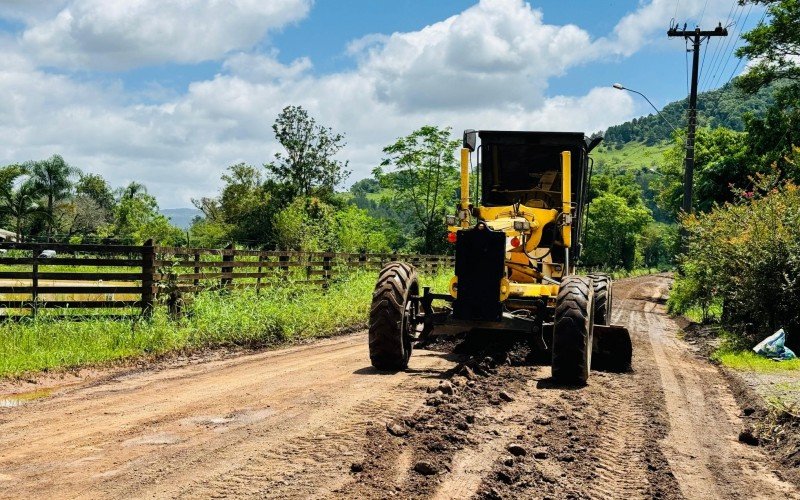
left=0, top=269, right=452, bottom=377
left=375, top=126, right=460, bottom=254
left=0, top=156, right=184, bottom=245
left=591, top=141, right=667, bottom=171
left=712, top=349, right=800, bottom=373
left=670, top=0, right=800, bottom=357
left=670, top=169, right=800, bottom=342
left=604, top=82, right=775, bottom=146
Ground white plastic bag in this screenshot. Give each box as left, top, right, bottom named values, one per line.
left=753, top=328, right=797, bottom=360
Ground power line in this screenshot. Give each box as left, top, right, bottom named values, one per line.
left=724, top=7, right=766, bottom=86
left=698, top=36, right=712, bottom=91
left=706, top=2, right=745, bottom=90
left=700, top=0, right=738, bottom=91
left=714, top=2, right=753, bottom=89
left=699, top=0, right=710, bottom=26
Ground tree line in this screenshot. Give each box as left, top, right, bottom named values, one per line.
left=0, top=157, right=183, bottom=245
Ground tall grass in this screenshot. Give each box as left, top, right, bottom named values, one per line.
left=0, top=269, right=453, bottom=378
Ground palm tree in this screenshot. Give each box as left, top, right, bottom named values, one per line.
left=0, top=181, right=45, bottom=242
left=120, top=181, right=147, bottom=201
left=29, top=155, right=75, bottom=239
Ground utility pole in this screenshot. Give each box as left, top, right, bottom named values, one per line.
left=668, top=23, right=727, bottom=214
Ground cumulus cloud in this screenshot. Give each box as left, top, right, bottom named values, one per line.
left=19, top=0, right=311, bottom=70
left=350, top=0, right=596, bottom=111
left=0, top=0, right=672, bottom=207
left=604, top=0, right=741, bottom=55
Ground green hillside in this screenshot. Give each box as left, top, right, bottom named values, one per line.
left=591, top=141, right=667, bottom=174
left=604, top=80, right=776, bottom=146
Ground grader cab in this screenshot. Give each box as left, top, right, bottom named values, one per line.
left=368, top=130, right=632, bottom=385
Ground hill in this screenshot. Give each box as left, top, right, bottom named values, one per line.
left=591, top=141, right=667, bottom=173
left=604, top=80, right=775, bottom=146
left=160, top=208, right=202, bottom=229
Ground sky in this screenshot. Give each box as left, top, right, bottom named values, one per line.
left=0, top=0, right=766, bottom=208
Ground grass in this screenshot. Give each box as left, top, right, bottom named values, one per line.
left=591, top=141, right=669, bottom=172
left=683, top=301, right=723, bottom=324
left=0, top=269, right=453, bottom=378
left=712, top=348, right=800, bottom=372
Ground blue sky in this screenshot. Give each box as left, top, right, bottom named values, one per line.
left=0, top=0, right=765, bottom=207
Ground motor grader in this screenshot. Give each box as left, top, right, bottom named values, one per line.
left=368, top=130, right=632, bottom=384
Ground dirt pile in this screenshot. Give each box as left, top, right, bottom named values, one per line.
left=342, top=329, right=682, bottom=499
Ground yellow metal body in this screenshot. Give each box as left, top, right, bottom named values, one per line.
left=446, top=148, right=573, bottom=305
left=460, top=148, right=470, bottom=211
left=561, top=150, right=572, bottom=247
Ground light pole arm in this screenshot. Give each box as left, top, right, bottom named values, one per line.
left=613, top=84, right=679, bottom=136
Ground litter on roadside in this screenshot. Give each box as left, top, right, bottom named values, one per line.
left=753, top=328, right=796, bottom=361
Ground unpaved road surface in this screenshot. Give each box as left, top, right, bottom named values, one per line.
left=0, top=274, right=797, bottom=499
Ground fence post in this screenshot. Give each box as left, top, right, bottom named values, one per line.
left=256, top=248, right=267, bottom=295
left=221, top=243, right=234, bottom=289
left=279, top=254, right=290, bottom=274
left=193, top=251, right=200, bottom=288
left=167, top=273, right=183, bottom=320
left=31, top=251, right=39, bottom=318
left=359, top=251, right=367, bottom=268
left=142, top=239, right=155, bottom=317
left=322, top=254, right=332, bottom=289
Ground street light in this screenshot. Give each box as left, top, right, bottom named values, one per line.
left=612, top=83, right=679, bottom=135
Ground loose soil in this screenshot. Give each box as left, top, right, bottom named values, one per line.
left=0, top=274, right=796, bottom=499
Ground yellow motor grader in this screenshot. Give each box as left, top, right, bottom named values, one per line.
left=368, top=130, right=632, bottom=384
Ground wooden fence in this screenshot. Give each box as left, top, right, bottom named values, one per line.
left=0, top=241, right=453, bottom=318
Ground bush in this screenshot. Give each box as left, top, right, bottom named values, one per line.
left=675, top=169, right=800, bottom=347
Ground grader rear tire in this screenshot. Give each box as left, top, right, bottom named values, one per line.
left=368, top=262, right=418, bottom=371
left=552, top=275, right=594, bottom=385
left=588, top=273, right=612, bottom=326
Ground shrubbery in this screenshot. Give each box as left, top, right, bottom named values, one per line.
left=670, top=163, right=800, bottom=348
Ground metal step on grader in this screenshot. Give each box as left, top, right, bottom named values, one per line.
left=368, top=130, right=632, bottom=385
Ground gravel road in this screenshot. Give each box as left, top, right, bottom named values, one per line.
left=0, top=274, right=796, bottom=499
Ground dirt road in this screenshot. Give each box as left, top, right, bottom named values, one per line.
left=0, top=274, right=796, bottom=499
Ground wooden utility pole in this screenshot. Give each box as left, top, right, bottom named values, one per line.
left=667, top=23, right=728, bottom=214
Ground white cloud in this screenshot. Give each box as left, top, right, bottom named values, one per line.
left=350, top=0, right=596, bottom=111
left=604, top=0, right=744, bottom=55
left=19, top=0, right=311, bottom=70
left=0, top=0, right=661, bottom=207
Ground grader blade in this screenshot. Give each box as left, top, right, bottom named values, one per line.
left=592, top=324, right=632, bottom=372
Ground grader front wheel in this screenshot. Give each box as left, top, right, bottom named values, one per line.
left=552, top=276, right=595, bottom=385
left=368, top=262, right=419, bottom=371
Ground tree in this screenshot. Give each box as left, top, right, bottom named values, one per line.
left=265, top=106, right=350, bottom=197
left=736, top=0, right=800, bottom=96
left=113, top=182, right=183, bottom=245
left=582, top=193, right=652, bottom=270
left=653, top=127, right=750, bottom=218
left=273, top=196, right=337, bottom=251
left=28, top=155, right=76, bottom=238
left=736, top=0, right=800, bottom=179
left=54, top=195, right=109, bottom=239
left=76, top=173, right=115, bottom=213
left=0, top=180, right=45, bottom=241
left=191, top=163, right=292, bottom=247
left=118, top=181, right=147, bottom=201
left=377, top=126, right=460, bottom=254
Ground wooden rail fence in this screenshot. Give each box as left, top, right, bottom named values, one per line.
left=0, top=241, right=453, bottom=318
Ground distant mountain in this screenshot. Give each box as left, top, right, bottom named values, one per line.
left=160, top=208, right=202, bottom=229
left=604, top=80, right=776, bottom=146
